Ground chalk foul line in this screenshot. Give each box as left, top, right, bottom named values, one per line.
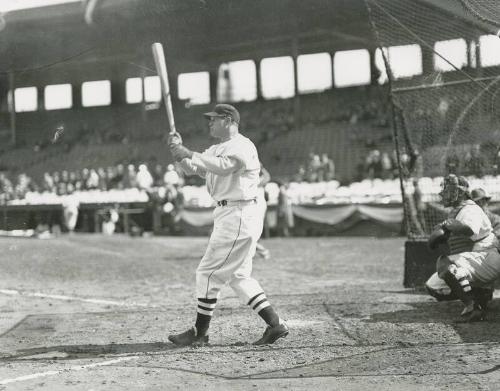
left=0, top=356, right=137, bottom=385
left=0, top=289, right=155, bottom=308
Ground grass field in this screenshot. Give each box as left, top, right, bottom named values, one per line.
left=1, top=234, right=500, bottom=390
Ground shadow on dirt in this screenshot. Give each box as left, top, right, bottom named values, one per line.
left=1, top=342, right=175, bottom=361
left=368, top=298, right=500, bottom=343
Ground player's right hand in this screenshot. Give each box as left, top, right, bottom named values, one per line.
left=168, top=132, right=183, bottom=146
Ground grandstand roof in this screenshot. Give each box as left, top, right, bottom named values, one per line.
left=0, top=0, right=373, bottom=75
left=0, top=0, right=493, bottom=79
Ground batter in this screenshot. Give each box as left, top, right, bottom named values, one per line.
left=167, top=104, right=289, bottom=346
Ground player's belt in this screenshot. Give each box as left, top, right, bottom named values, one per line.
left=217, top=199, right=257, bottom=207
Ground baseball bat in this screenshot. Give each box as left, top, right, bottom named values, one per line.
left=151, top=42, right=176, bottom=135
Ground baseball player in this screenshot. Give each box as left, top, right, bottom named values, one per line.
left=471, top=188, right=500, bottom=239
left=167, top=104, right=289, bottom=346
left=426, top=175, right=500, bottom=321
left=255, top=164, right=271, bottom=260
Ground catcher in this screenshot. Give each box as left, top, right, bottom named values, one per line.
left=425, top=175, right=500, bottom=321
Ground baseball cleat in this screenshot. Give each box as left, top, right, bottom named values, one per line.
left=168, top=327, right=208, bottom=347
left=459, top=304, right=485, bottom=323
left=253, top=322, right=289, bottom=345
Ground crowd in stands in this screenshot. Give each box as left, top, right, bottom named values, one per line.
left=294, top=152, right=335, bottom=183
left=0, top=163, right=183, bottom=205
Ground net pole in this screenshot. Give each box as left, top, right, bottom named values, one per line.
left=364, top=0, right=412, bottom=237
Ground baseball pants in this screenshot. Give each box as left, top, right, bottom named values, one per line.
left=196, top=201, right=264, bottom=303
left=437, top=249, right=500, bottom=285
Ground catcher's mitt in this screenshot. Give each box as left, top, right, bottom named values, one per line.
left=428, top=227, right=450, bottom=250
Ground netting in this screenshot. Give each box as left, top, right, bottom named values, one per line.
left=365, top=0, right=500, bottom=238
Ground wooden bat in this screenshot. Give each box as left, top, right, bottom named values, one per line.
left=151, top=42, right=176, bottom=135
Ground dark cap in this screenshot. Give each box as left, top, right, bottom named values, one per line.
left=203, top=104, right=240, bottom=124
left=471, top=188, right=491, bottom=202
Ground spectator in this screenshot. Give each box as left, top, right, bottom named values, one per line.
left=136, top=164, right=154, bottom=190
left=113, top=164, right=126, bottom=189
left=445, top=152, right=460, bottom=176
left=380, top=152, right=393, bottom=179
left=0, top=172, right=13, bottom=203
left=294, top=165, right=306, bottom=183
left=61, top=170, right=70, bottom=185
left=306, top=153, right=321, bottom=182
left=96, top=167, right=107, bottom=190
left=471, top=188, right=500, bottom=239
left=256, top=164, right=271, bottom=259
left=69, top=171, right=78, bottom=187
left=124, top=164, right=137, bottom=188
left=61, top=190, right=80, bottom=234
left=81, top=168, right=90, bottom=190
left=152, top=164, right=164, bottom=187
left=320, top=153, right=335, bottom=181
left=14, top=173, right=38, bottom=199
left=276, top=181, right=294, bottom=237
left=465, top=144, right=487, bottom=177
left=106, top=166, right=118, bottom=189
left=42, top=172, right=55, bottom=193
left=365, top=149, right=382, bottom=179
left=162, top=183, right=184, bottom=235
left=87, top=168, right=100, bottom=190
left=493, top=148, right=500, bottom=175
left=102, top=205, right=120, bottom=235
left=163, top=164, right=180, bottom=186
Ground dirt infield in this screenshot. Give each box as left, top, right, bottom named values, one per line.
left=1, top=235, right=500, bottom=390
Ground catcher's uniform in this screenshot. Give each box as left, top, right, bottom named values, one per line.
left=179, top=133, right=265, bottom=302
left=427, top=200, right=500, bottom=294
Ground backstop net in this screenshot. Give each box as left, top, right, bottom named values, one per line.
left=365, top=0, right=500, bottom=238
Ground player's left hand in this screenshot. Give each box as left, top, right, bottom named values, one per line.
left=170, top=144, right=193, bottom=161
left=168, top=132, right=183, bottom=146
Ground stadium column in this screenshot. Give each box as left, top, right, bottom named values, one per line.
left=420, top=44, right=434, bottom=76
left=255, top=58, right=262, bottom=100
left=140, top=68, right=147, bottom=123
left=292, top=37, right=301, bottom=131
left=38, top=84, right=44, bottom=112
left=111, top=75, right=125, bottom=105
left=369, top=49, right=380, bottom=85
left=73, top=83, right=82, bottom=109
left=471, top=37, right=483, bottom=78
left=8, top=72, right=16, bottom=146
left=209, top=63, right=218, bottom=103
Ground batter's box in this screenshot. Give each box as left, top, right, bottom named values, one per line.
left=1, top=303, right=353, bottom=359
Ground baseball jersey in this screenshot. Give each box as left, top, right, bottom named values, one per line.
left=450, top=200, right=498, bottom=251
left=179, top=133, right=260, bottom=202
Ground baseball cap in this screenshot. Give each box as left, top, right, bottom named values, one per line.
left=203, top=104, right=240, bottom=124
left=471, top=188, right=491, bottom=202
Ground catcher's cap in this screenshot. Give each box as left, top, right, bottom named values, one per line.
left=203, top=104, right=240, bottom=124
left=471, top=188, right=491, bottom=202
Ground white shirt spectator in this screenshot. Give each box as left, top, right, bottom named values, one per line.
left=136, top=164, right=154, bottom=190
left=87, top=169, right=99, bottom=189
left=163, top=164, right=180, bottom=186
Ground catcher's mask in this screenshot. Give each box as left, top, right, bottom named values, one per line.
left=439, top=174, right=470, bottom=207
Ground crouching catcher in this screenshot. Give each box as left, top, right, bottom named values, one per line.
left=426, top=175, right=500, bottom=321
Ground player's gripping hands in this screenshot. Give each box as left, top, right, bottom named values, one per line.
left=168, top=132, right=193, bottom=161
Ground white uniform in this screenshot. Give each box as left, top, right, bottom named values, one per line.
left=448, top=200, right=500, bottom=283
left=61, top=194, right=79, bottom=232
left=179, top=133, right=265, bottom=302
left=427, top=200, right=500, bottom=293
